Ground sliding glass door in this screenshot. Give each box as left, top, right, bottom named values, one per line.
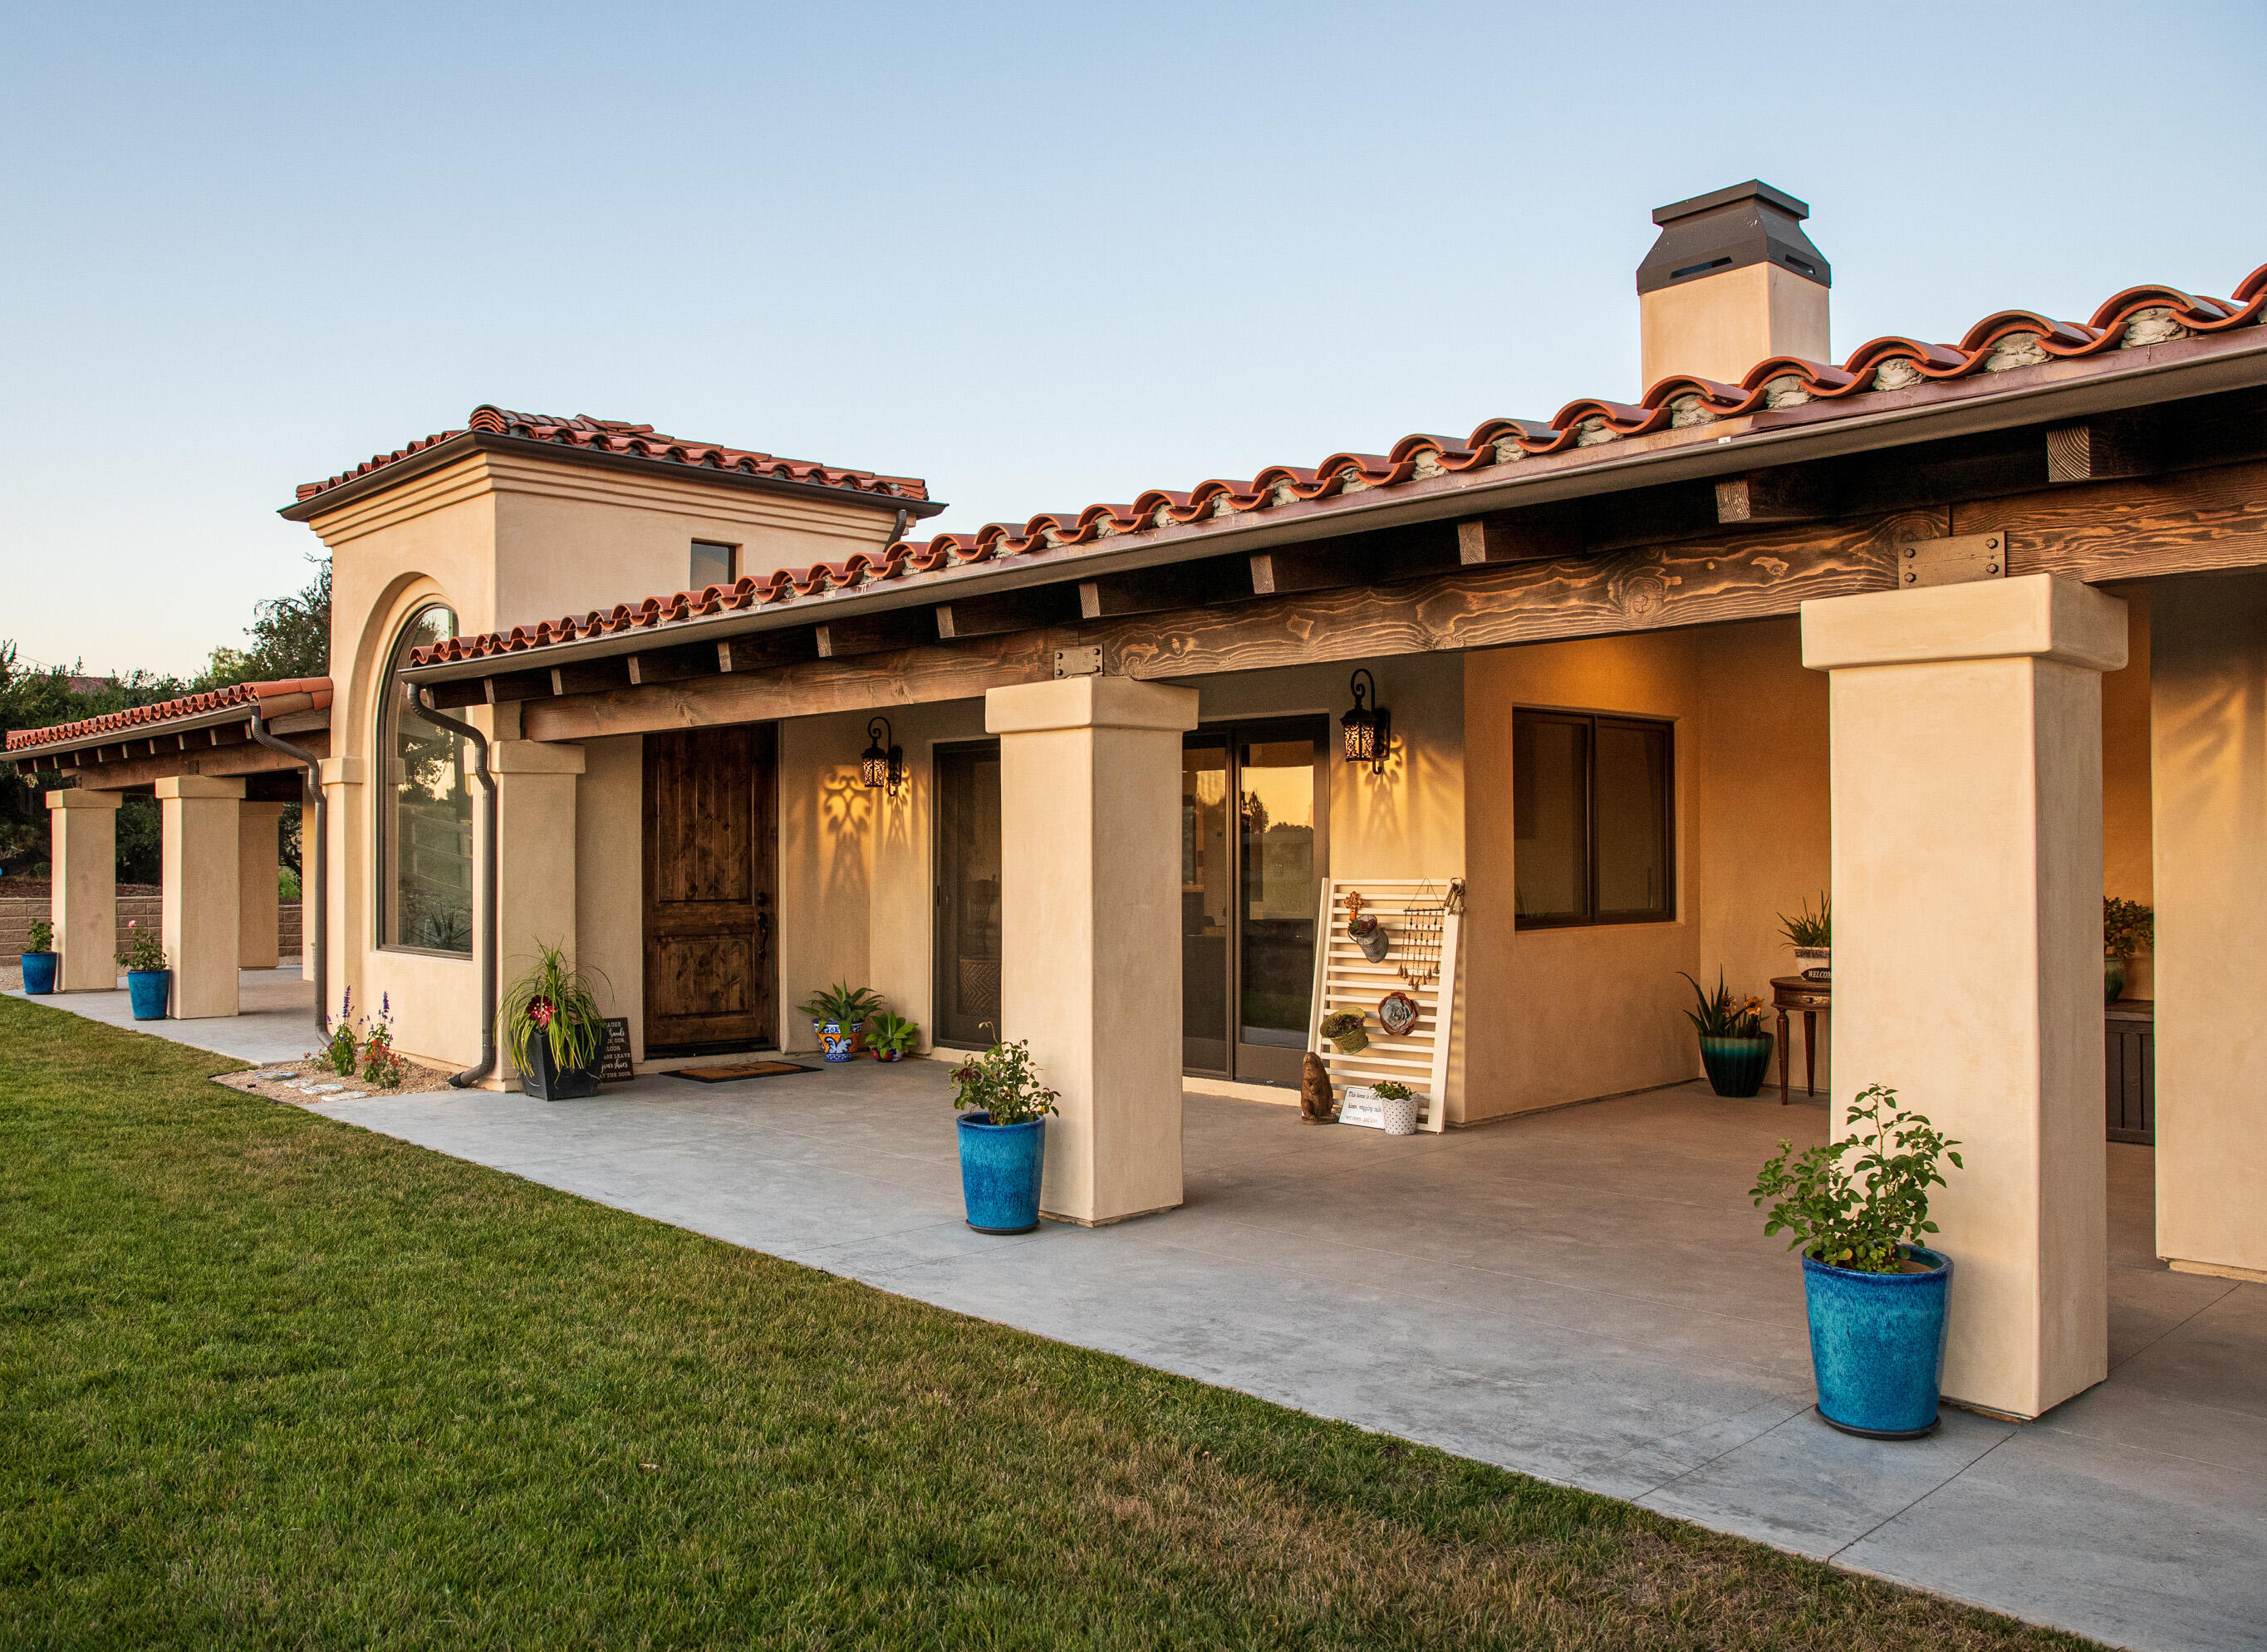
left=934, top=742, right=1003, bottom=1047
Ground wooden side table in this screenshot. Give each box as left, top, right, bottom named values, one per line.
left=1771, top=975, right=1831, bottom=1104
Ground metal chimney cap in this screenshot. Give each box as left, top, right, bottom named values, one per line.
left=1636, top=179, right=1830, bottom=296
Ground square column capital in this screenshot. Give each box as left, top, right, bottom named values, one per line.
left=985, top=676, right=1200, bottom=736
left=47, top=787, right=124, bottom=811
left=318, top=757, right=366, bottom=787
left=1802, top=574, right=2127, bottom=674
left=155, top=774, right=246, bottom=801
left=492, top=739, right=586, bottom=776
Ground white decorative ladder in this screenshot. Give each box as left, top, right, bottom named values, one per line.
left=1305, top=877, right=1462, bottom=1133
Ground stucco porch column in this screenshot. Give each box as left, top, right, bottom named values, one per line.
left=236, top=801, right=287, bottom=969
left=1803, top=574, right=2125, bottom=1420
left=2149, top=572, right=2267, bottom=1283
left=987, top=676, right=1200, bottom=1226
left=156, top=775, right=245, bottom=1019
left=492, top=738, right=584, bottom=1091
left=47, top=788, right=122, bottom=991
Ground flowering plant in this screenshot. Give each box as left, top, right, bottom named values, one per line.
left=324, top=987, right=361, bottom=1076
left=361, top=993, right=404, bottom=1088
left=1751, top=1084, right=1962, bottom=1273
left=1678, top=971, right=1764, bottom=1039
left=950, top=1037, right=1059, bottom=1128
left=115, top=919, right=165, bottom=973
left=500, top=940, right=610, bottom=1072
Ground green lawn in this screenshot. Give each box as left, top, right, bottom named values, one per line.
left=0, top=995, right=2095, bottom=1650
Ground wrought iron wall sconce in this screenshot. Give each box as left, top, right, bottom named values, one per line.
left=861, top=716, right=905, bottom=798
left=1341, top=669, right=1391, bottom=775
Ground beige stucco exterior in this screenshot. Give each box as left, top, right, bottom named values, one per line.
left=47, top=787, right=120, bottom=991
left=237, top=802, right=287, bottom=969
left=1639, top=262, right=1829, bottom=388
left=158, top=775, right=246, bottom=1020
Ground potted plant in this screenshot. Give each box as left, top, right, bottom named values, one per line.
left=1371, top=1079, right=1420, bottom=1136
left=1751, top=1083, right=1963, bottom=1439
left=866, top=1012, right=920, bottom=1062
left=797, top=980, right=885, bottom=1062
left=1680, top=970, right=1772, bottom=1097
left=20, top=919, right=58, bottom=995
left=2104, top=896, right=2152, bottom=1005
left=1779, top=893, right=1831, bottom=982
left=951, top=1038, right=1060, bottom=1233
left=1321, top=1008, right=1368, bottom=1053
left=501, top=941, right=611, bottom=1101
left=117, top=920, right=169, bottom=1020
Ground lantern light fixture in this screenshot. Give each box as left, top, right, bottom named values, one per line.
left=861, top=716, right=904, bottom=798
left=1341, top=669, right=1391, bottom=775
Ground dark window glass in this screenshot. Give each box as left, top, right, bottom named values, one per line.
left=378, top=604, right=473, bottom=953
left=1513, top=709, right=1674, bottom=929
left=690, top=540, right=737, bottom=589
left=934, top=743, right=1003, bottom=1047
left=1237, top=737, right=1318, bottom=1050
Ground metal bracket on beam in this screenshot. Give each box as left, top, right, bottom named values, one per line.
left=1895, top=532, right=2006, bottom=589
left=1054, top=646, right=1102, bottom=679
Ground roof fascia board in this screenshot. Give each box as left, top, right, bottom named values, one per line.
left=11, top=702, right=331, bottom=762
left=397, top=327, right=2267, bottom=687
left=280, top=430, right=947, bottom=524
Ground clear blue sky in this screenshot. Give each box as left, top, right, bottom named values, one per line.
left=5, top=1, right=2261, bottom=677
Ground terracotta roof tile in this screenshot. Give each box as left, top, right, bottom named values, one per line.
left=293, top=406, right=930, bottom=507
left=6, top=678, right=332, bottom=753
left=407, top=262, right=2267, bottom=670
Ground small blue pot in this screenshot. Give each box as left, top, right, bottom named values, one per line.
left=1699, top=1033, right=1773, bottom=1097
left=1803, top=1246, right=1951, bottom=1439
left=21, top=952, right=58, bottom=994
left=126, top=968, right=172, bottom=1021
left=956, top=1111, right=1046, bottom=1234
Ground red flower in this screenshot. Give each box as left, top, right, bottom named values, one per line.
left=530, top=997, right=554, bottom=1028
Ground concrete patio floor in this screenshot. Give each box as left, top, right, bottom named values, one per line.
left=7, top=983, right=2260, bottom=1651
left=6, top=964, right=321, bottom=1065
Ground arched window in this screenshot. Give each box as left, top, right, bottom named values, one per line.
left=377, top=604, right=473, bottom=953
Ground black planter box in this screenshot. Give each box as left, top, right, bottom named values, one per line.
left=521, top=1037, right=602, bottom=1101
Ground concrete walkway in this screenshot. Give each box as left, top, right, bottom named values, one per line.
left=5, top=965, right=320, bottom=1065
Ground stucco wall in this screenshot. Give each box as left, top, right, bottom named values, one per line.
left=574, top=735, right=645, bottom=1056
left=777, top=713, right=876, bottom=1055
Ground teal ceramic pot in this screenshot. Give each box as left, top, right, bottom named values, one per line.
left=1803, top=1247, right=1951, bottom=1439
left=521, top=1037, right=601, bottom=1101
left=2104, top=956, right=2127, bottom=1005
left=126, top=968, right=171, bottom=1020
left=21, top=952, right=58, bottom=994
left=1699, top=1033, right=1773, bottom=1097
left=956, top=1111, right=1046, bottom=1233
left=813, top=1018, right=861, bottom=1062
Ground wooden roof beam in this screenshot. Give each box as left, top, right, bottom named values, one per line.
left=1079, top=558, right=1254, bottom=620
left=935, top=586, right=1084, bottom=640
left=1715, top=468, right=1836, bottom=524
left=626, top=642, right=724, bottom=688
left=817, top=609, right=939, bottom=659
left=2047, top=412, right=2162, bottom=485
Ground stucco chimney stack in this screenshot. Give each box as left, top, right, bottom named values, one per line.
left=1637, top=180, right=1830, bottom=388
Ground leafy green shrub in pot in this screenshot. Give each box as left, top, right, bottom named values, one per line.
left=2103, top=895, right=2152, bottom=1004
left=866, top=1012, right=920, bottom=1062
left=797, top=980, right=885, bottom=1061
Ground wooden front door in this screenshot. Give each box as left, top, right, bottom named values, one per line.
left=643, top=724, right=777, bottom=1055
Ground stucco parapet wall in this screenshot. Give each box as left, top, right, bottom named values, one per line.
left=1800, top=575, right=2127, bottom=674
left=490, top=740, right=586, bottom=776
left=984, top=676, right=1202, bottom=736
left=318, top=757, right=366, bottom=787
left=154, top=775, right=247, bottom=801
left=47, top=789, right=123, bottom=811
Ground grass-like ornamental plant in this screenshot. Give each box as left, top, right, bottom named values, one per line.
left=950, top=1037, right=1060, bottom=1127
left=501, top=941, right=611, bottom=1073
left=26, top=919, right=53, bottom=953
left=2104, top=895, right=2153, bottom=960
left=1750, top=1083, right=1964, bottom=1274
left=1678, top=971, right=1764, bottom=1038
left=115, top=919, right=165, bottom=973
left=1777, top=894, right=1831, bottom=949
left=796, top=980, right=884, bottom=1027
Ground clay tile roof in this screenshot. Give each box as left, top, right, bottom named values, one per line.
left=292, top=406, right=930, bottom=507
left=5, top=678, right=332, bottom=753
left=406, top=259, right=2267, bottom=671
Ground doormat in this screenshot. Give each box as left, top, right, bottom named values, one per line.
left=664, top=1061, right=816, bottom=1085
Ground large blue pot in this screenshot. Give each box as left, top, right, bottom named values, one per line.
left=21, top=952, right=58, bottom=994
left=1803, top=1246, right=1951, bottom=1439
left=956, top=1112, right=1046, bottom=1234
left=126, top=968, right=172, bottom=1020
left=1699, top=1033, right=1773, bottom=1097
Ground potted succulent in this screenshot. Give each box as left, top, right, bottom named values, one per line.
left=1779, top=893, right=1831, bottom=982
left=866, top=1012, right=920, bottom=1062
left=1321, top=1008, right=1368, bottom=1054
left=20, top=919, right=58, bottom=995
left=117, top=920, right=169, bottom=1019
left=798, top=980, right=885, bottom=1062
left=1751, top=1083, right=1963, bottom=1439
left=1371, top=1079, right=1420, bottom=1136
left=2104, top=896, right=2152, bottom=1005
left=1680, top=970, right=1772, bottom=1097
left=501, top=940, right=612, bottom=1101
left=951, top=1038, right=1060, bottom=1233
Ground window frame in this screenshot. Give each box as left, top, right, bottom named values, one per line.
left=1512, top=707, right=1676, bottom=931
left=689, top=539, right=739, bottom=589
left=375, top=601, right=474, bottom=958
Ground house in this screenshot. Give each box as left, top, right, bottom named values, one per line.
left=12, top=182, right=2266, bottom=1428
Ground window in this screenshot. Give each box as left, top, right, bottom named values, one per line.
left=1513, top=709, right=1674, bottom=928
left=377, top=604, right=474, bottom=954
left=690, top=540, right=738, bottom=589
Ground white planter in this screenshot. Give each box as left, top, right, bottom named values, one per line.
left=1793, top=946, right=1830, bottom=983
left=1380, top=1091, right=1420, bottom=1135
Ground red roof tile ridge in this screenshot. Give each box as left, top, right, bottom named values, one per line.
left=294, top=405, right=930, bottom=506
left=7, top=677, right=333, bottom=752
left=404, top=259, right=2267, bottom=671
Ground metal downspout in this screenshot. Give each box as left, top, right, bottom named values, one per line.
left=248, top=713, right=328, bottom=1039
left=409, top=686, right=498, bottom=1088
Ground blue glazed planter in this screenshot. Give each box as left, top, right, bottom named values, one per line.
left=21, top=952, right=58, bottom=994
left=1803, top=1246, right=1951, bottom=1439
left=126, top=969, right=172, bottom=1020
left=956, top=1111, right=1046, bottom=1234
left=813, top=1018, right=862, bottom=1062
left=1699, top=1033, right=1773, bottom=1097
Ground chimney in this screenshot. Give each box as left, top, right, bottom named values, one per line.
left=1636, top=180, right=1830, bottom=388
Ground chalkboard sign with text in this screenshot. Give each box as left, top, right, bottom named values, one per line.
left=598, top=1017, right=635, bottom=1084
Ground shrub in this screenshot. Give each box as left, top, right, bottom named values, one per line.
left=1749, top=1083, right=1963, bottom=1274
